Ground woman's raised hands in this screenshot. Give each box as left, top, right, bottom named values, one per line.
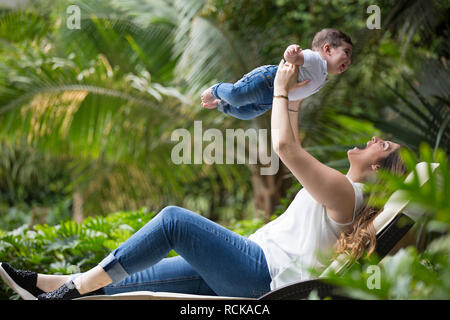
left=274, top=59, right=310, bottom=96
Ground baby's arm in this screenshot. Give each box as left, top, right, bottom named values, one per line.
left=284, top=44, right=304, bottom=66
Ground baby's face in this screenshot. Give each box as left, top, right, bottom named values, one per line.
left=326, top=42, right=352, bottom=75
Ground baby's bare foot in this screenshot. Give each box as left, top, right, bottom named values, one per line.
left=201, top=88, right=219, bottom=109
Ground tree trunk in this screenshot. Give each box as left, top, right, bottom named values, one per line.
left=251, top=161, right=293, bottom=221
left=29, top=206, right=49, bottom=228
left=29, top=206, right=38, bottom=228
left=248, top=117, right=294, bottom=221
left=73, top=191, right=84, bottom=223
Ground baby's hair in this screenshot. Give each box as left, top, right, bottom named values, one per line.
left=311, top=28, right=353, bottom=51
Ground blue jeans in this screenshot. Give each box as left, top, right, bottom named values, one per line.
left=211, top=65, right=278, bottom=120
left=99, top=206, right=271, bottom=298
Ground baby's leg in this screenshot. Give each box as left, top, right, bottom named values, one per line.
left=202, top=66, right=276, bottom=119
left=219, top=102, right=272, bottom=120
left=212, top=81, right=264, bottom=108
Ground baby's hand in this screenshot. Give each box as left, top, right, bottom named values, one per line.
left=284, top=44, right=302, bottom=65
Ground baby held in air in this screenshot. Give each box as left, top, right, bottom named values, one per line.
left=200, top=28, right=352, bottom=120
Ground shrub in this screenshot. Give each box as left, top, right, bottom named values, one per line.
left=0, top=207, right=155, bottom=299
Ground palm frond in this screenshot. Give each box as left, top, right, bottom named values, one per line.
left=171, top=0, right=265, bottom=98
left=174, top=16, right=248, bottom=98
left=371, top=70, right=449, bottom=152
left=0, top=9, right=52, bottom=43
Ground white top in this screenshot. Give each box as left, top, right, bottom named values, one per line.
left=287, top=49, right=328, bottom=101
left=248, top=176, right=365, bottom=290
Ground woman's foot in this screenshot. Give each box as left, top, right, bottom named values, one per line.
left=0, top=262, right=81, bottom=300
left=0, top=262, right=45, bottom=300
left=37, top=280, right=105, bottom=300
left=200, top=87, right=219, bottom=109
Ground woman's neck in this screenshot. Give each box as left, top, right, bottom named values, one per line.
left=347, top=166, right=372, bottom=183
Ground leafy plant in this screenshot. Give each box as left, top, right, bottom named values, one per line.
left=0, top=207, right=155, bottom=299
left=371, top=74, right=449, bottom=154
left=0, top=0, right=255, bottom=220
left=0, top=141, right=74, bottom=229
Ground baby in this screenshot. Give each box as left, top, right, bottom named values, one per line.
left=200, top=28, right=353, bottom=120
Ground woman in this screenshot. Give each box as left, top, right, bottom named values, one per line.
left=0, top=60, right=405, bottom=300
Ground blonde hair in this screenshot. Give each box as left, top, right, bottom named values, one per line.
left=335, top=149, right=407, bottom=260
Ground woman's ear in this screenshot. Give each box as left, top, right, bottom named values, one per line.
left=371, top=163, right=381, bottom=171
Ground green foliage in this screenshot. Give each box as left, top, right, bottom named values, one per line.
left=1, top=0, right=448, bottom=219
left=316, top=144, right=450, bottom=299
left=0, top=0, right=448, bottom=301
left=0, top=200, right=72, bottom=231
left=370, top=75, right=450, bottom=153
left=0, top=0, right=256, bottom=219
left=226, top=217, right=265, bottom=237
left=321, top=245, right=450, bottom=300
left=0, top=141, right=73, bottom=205
left=0, top=141, right=74, bottom=229
left=0, top=207, right=155, bottom=299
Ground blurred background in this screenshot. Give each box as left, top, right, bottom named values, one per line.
left=0, top=0, right=448, bottom=229
left=0, top=0, right=449, bottom=300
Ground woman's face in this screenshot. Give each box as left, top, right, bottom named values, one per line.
left=348, top=136, right=401, bottom=169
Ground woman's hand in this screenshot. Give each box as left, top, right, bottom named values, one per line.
left=274, top=59, right=310, bottom=96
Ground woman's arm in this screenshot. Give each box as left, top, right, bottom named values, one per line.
left=287, top=99, right=302, bottom=143
left=271, top=99, right=302, bottom=150
left=271, top=60, right=356, bottom=223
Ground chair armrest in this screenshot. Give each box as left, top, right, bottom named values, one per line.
left=375, top=213, right=415, bottom=258
left=258, top=279, right=349, bottom=300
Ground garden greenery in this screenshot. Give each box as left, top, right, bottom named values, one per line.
left=0, top=0, right=448, bottom=300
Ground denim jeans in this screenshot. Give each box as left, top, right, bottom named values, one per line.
left=211, top=65, right=278, bottom=120
left=99, top=206, right=272, bottom=298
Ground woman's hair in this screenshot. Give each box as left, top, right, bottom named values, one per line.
left=312, top=28, right=353, bottom=50
left=335, top=148, right=407, bottom=260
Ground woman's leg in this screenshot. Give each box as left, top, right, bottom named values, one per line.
left=36, top=274, right=73, bottom=292
left=88, top=205, right=271, bottom=298
left=103, top=255, right=216, bottom=296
